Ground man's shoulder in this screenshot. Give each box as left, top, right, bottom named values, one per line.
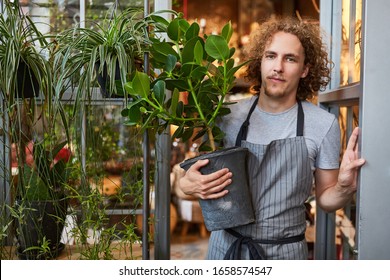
left=302, top=100, right=339, bottom=137
left=302, top=100, right=336, bottom=120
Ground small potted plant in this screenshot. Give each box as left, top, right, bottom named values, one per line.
left=122, top=13, right=254, bottom=231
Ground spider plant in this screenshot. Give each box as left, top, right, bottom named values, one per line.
left=0, top=1, right=52, bottom=102
left=53, top=6, right=150, bottom=99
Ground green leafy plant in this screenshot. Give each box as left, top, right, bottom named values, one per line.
left=53, top=6, right=160, bottom=99
left=122, top=14, right=249, bottom=151
left=18, top=140, right=72, bottom=201
left=0, top=1, right=52, bottom=102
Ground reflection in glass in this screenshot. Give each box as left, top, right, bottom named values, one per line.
left=340, top=0, right=362, bottom=86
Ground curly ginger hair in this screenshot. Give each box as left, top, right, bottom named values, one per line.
left=244, top=17, right=333, bottom=100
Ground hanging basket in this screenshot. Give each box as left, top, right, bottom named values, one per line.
left=180, top=147, right=254, bottom=231
left=95, top=61, right=123, bottom=98
left=16, top=62, right=40, bottom=99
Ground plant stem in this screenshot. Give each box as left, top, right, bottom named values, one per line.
left=186, top=78, right=217, bottom=151
left=207, top=127, right=216, bottom=151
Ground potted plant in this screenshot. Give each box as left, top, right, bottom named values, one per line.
left=53, top=5, right=153, bottom=99
left=12, top=139, right=72, bottom=260
left=122, top=13, right=253, bottom=231
left=0, top=1, right=54, bottom=172
left=0, top=1, right=52, bottom=101
left=0, top=1, right=74, bottom=259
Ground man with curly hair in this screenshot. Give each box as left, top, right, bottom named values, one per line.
left=178, top=17, right=365, bottom=259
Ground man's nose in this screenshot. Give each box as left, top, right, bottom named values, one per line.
left=273, top=58, right=283, bottom=73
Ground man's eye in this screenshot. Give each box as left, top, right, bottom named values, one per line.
left=286, top=57, right=296, bottom=62
left=265, top=54, right=275, bottom=59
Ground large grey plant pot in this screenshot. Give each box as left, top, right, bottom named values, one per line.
left=180, top=147, right=254, bottom=231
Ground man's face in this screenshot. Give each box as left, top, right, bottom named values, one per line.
left=260, top=31, right=309, bottom=100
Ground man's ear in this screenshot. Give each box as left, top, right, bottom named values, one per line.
left=301, top=64, right=310, bottom=78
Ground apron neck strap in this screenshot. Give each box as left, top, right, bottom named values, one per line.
left=235, top=96, right=259, bottom=147
left=235, top=97, right=304, bottom=146
left=296, top=99, right=304, bottom=137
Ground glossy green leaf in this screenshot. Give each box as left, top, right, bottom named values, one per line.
left=167, top=18, right=189, bottom=42
left=151, top=42, right=179, bottom=63
left=194, top=41, right=203, bottom=65
left=178, top=19, right=191, bottom=37
left=182, top=36, right=204, bottom=64
left=169, top=88, right=180, bottom=117
left=148, top=15, right=170, bottom=27
left=153, top=80, right=166, bottom=105
left=167, top=18, right=180, bottom=41
left=191, top=65, right=207, bottom=80
left=205, top=35, right=230, bottom=61
left=227, top=60, right=251, bottom=78
left=221, top=21, right=233, bottom=43
left=165, top=79, right=189, bottom=92
left=127, top=100, right=144, bottom=124
left=124, top=81, right=136, bottom=96
left=131, top=71, right=150, bottom=99
left=185, top=22, right=200, bottom=41
left=176, top=101, right=184, bottom=117
left=165, top=54, right=177, bottom=72
left=198, top=142, right=213, bottom=152
left=181, top=63, right=198, bottom=77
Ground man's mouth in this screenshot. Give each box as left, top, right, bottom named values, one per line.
left=268, top=76, right=285, bottom=82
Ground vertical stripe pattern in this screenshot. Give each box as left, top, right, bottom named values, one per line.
left=207, top=136, right=312, bottom=260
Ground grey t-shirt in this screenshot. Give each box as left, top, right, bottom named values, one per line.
left=219, top=95, right=341, bottom=171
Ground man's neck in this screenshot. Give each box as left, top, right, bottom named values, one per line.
left=257, top=93, right=298, bottom=113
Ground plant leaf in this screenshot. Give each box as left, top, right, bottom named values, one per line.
left=221, top=21, right=233, bottom=43
left=194, top=41, right=204, bottom=65
left=167, top=18, right=181, bottom=41
left=165, top=54, right=177, bottom=72
left=151, top=42, right=179, bottom=63
left=205, top=35, right=230, bottom=61
left=182, top=36, right=204, bottom=64
left=131, top=71, right=150, bottom=99
left=185, top=22, right=200, bottom=41
left=169, top=88, right=180, bottom=117
left=153, top=80, right=166, bottom=105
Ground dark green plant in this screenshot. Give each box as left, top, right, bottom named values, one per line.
left=122, top=14, right=249, bottom=151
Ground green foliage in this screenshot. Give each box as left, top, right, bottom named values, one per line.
left=18, top=140, right=72, bottom=201
left=0, top=1, right=52, bottom=103
left=53, top=6, right=174, bottom=99
left=122, top=14, right=249, bottom=151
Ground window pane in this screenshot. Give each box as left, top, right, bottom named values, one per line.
left=340, top=0, right=362, bottom=86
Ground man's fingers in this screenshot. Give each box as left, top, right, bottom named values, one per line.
left=190, top=159, right=209, bottom=170
left=346, top=127, right=360, bottom=151
left=348, top=158, right=366, bottom=170
left=202, top=189, right=229, bottom=200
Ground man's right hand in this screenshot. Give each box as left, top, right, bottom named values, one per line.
left=178, top=159, right=232, bottom=199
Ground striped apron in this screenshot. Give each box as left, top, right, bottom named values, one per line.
left=207, top=97, right=313, bottom=260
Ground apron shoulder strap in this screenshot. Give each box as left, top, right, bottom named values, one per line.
left=235, top=96, right=259, bottom=146
left=296, top=100, right=304, bottom=137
